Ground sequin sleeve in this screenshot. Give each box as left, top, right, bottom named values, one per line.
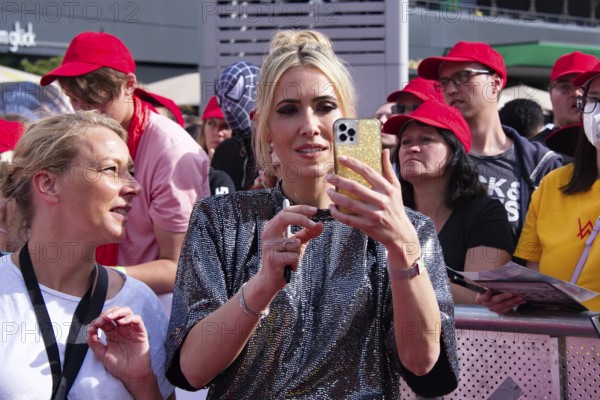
left=389, top=209, right=459, bottom=396
left=164, top=195, right=236, bottom=389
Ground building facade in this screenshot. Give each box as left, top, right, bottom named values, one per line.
left=2, top=0, right=600, bottom=115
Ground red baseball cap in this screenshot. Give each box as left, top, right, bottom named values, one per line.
left=383, top=100, right=471, bottom=153
left=551, top=52, right=599, bottom=82
left=134, top=88, right=184, bottom=127
left=41, top=32, right=136, bottom=86
left=386, top=77, right=444, bottom=103
left=545, top=124, right=581, bottom=157
left=0, top=119, right=25, bottom=153
left=201, top=96, right=225, bottom=120
left=418, top=41, right=507, bottom=88
left=573, top=61, right=600, bottom=88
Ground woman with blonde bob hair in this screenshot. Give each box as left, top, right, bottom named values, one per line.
left=0, top=111, right=174, bottom=399
left=166, top=29, right=458, bottom=398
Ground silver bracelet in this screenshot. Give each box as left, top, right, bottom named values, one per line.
left=238, top=283, right=270, bottom=320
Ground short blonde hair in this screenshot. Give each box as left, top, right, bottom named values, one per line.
left=254, top=30, right=357, bottom=176
left=2, top=111, right=127, bottom=226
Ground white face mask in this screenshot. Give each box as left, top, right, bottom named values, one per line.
left=583, top=106, right=600, bottom=149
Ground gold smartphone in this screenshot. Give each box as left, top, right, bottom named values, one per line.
left=333, top=118, right=382, bottom=214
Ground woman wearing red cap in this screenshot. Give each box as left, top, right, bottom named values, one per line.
left=510, top=64, right=600, bottom=312
left=197, top=96, right=236, bottom=196
left=198, top=96, right=232, bottom=160
left=384, top=101, right=514, bottom=304
left=382, top=77, right=443, bottom=162
left=40, top=32, right=210, bottom=300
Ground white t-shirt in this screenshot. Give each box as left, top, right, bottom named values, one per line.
left=0, top=255, right=174, bottom=399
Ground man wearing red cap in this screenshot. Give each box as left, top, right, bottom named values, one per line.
left=419, top=41, right=563, bottom=239
left=531, top=51, right=599, bottom=159
left=41, top=32, right=210, bottom=300
left=386, top=76, right=443, bottom=113
left=380, top=77, right=442, bottom=157
left=373, top=101, right=395, bottom=152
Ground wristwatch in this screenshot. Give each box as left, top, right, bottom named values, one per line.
left=387, top=256, right=423, bottom=280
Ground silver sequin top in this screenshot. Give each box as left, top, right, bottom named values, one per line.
left=165, top=184, right=459, bottom=399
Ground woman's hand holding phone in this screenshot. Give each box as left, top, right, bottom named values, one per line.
left=332, top=118, right=382, bottom=214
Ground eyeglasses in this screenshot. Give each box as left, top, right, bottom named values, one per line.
left=550, top=80, right=577, bottom=94
left=576, top=95, right=600, bottom=114
left=434, top=69, right=492, bottom=92
left=391, top=103, right=420, bottom=115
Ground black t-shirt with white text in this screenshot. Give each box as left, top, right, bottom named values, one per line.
left=470, top=146, right=520, bottom=238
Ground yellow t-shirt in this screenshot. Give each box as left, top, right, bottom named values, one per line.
left=515, top=164, right=600, bottom=311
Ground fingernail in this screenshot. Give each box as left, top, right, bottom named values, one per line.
left=338, top=155, right=347, bottom=161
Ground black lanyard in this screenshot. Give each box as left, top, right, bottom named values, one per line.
left=19, top=242, right=108, bottom=400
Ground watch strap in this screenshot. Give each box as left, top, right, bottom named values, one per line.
left=387, top=256, right=423, bottom=280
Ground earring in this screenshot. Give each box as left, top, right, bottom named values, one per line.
left=268, top=143, right=273, bottom=154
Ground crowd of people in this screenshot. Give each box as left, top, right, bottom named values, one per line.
left=0, top=26, right=598, bottom=399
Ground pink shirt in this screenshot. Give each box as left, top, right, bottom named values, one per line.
left=118, top=112, right=210, bottom=265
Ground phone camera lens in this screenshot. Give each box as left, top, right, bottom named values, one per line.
left=339, top=123, right=347, bottom=132
left=339, top=133, right=347, bottom=142
left=348, top=128, right=356, bottom=136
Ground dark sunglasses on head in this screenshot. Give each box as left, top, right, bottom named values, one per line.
left=391, top=103, right=420, bottom=115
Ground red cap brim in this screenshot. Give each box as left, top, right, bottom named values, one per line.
left=383, top=113, right=450, bottom=136
left=40, top=62, right=103, bottom=86
left=573, top=71, right=600, bottom=88
left=552, top=69, right=586, bottom=82
left=386, top=89, right=429, bottom=103
left=418, top=56, right=477, bottom=80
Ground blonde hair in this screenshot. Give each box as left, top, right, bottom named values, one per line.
left=2, top=111, right=127, bottom=227
left=254, top=30, right=357, bottom=175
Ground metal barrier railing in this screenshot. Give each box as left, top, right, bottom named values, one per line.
left=455, top=305, right=598, bottom=338
left=400, top=305, right=600, bottom=399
